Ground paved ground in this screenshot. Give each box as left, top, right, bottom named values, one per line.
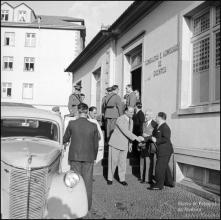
left=84, top=175, right=220, bottom=219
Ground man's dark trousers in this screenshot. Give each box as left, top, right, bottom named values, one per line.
left=70, top=161, right=94, bottom=210
left=155, top=154, right=173, bottom=188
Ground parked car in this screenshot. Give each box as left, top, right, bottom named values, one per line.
left=1, top=103, right=88, bottom=219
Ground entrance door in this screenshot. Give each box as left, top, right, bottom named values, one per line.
left=92, top=68, right=101, bottom=114
left=131, top=67, right=142, bottom=100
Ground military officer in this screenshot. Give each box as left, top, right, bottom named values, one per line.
left=101, top=87, right=113, bottom=143
left=104, top=85, right=123, bottom=141
left=101, top=87, right=112, bottom=118
left=68, top=84, right=83, bottom=117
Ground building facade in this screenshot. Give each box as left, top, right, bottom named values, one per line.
left=1, top=2, right=86, bottom=115
left=66, top=1, right=220, bottom=194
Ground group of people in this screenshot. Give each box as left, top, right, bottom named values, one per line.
left=63, top=83, right=174, bottom=211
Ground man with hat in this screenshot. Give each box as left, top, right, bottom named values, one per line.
left=68, top=84, right=83, bottom=117
left=101, top=87, right=113, bottom=143
left=104, top=85, right=123, bottom=142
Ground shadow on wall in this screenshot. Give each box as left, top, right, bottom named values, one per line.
left=45, top=197, right=78, bottom=219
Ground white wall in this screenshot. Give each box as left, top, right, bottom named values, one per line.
left=71, top=43, right=112, bottom=108
left=1, top=3, right=13, bottom=21
left=1, top=27, right=81, bottom=116
left=114, top=1, right=220, bottom=152
left=67, top=1, right=220, bottom=161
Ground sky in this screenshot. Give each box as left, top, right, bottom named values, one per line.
left=6, top=1, right=133, bottom=45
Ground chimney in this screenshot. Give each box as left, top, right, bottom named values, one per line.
left=37, top=16, right=41, bottom=29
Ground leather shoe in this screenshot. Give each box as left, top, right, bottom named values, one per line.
left=165, top=183, right=175, bottom=188
left=120, top=181, right=128, bottom=186
left=148, top=181, right=155, bottom=185
left=107, top=180, right=112, bottom=185
left=148, top=186, right=163, bottom=190
left=140, top=180, right=145, bottom=184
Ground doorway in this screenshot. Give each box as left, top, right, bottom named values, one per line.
left=92, top=68, right=101, bottom=114
left=131, top=67, right=142, bottom=100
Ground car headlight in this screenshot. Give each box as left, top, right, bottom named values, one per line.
left=64, top=171, right=80, bottom=188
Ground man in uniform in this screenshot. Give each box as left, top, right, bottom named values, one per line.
left=68, top=84, right=83, bottom=117
left=125, top=84, right=137, bottom=108
left=104, top=85, right=123, bottom=142
left=101, top=87, right=112, bottom=140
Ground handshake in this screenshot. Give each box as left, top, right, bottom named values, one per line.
left=135, top=136, right=144, bottom=142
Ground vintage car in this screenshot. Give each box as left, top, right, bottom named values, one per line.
left=1, top=103, right=88, bottom=219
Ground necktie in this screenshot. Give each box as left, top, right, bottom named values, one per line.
left=128, top=118, right=131, bottom=130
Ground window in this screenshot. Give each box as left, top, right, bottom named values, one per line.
left=18, top=10, right=26, bottom=22
left=22, top=83, right=33, bottom=99
left=3, top=56, right=13, bottom=70
left=127, top=45, right=142, bottom=71
left=24, top=57, right=35, bottom=71
left=4, top=32, right=15, bottom=46
left=1, top=82, right=12, bottom=98
left=178, top=2, right=220, bottom=114
left=25, top=33, right=36, bottom=47
left=190, top=5, right=220, bottom=106
left=1, top=10, right=9, bottom=21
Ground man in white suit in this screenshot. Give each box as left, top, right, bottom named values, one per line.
left=107, top=106, right=144, bottom=186
left=88, top=106, right=104, bottom=163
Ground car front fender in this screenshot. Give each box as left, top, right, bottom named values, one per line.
left=45, top=172, right=88, bottom=219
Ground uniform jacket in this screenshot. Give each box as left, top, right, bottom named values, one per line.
left=133, top=110, right=145, bottom=136
left=126, top=91, right=137, bottom=108
left=63, top=117, right=99, bottom=162
left=68, top=93, right=82, bottom=115
left=109, top=114, right=137, bottom=151
left=152, top=122, right=173, bottom=156
left=104, top=92, right=123, bottom=119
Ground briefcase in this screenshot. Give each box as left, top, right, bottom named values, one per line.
left=149, top=142, right=157, bottom=154
left=137, top=142, right=146, bottom=151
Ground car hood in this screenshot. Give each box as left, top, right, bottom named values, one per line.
left=1, top=138, right=62, bottom=169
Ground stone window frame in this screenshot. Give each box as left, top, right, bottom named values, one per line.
left=4, top=32, right=15, bottom=46
left=24, top=57, right=35, bottom=72
left=1, top=10, right=9, bottom=21
left=3, top=56, right=13, bottom=71
left=22, top=83, right=34, bottom=100
left=177, top=1, right=220, bottom=115
left=25, top=33, right=36, bottom=47
left=1, top=82, right=12, bottom=98
left=18, top=10, right=27, bottom=22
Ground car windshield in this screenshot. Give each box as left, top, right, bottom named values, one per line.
left=1, top=118, right=59, bottom=142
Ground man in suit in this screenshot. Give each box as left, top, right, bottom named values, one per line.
left=63, top=103, right=99, bottom=210
left=132, top=102, right=145, bottom=173
left=107, top=106, right=144, bottom=186
left=146, top=112, right=174, bottom=190
left=104, top=85, right=123, bottom=142
left=125, top=84, right=137, bottom=108
left=68, top=84, right=83, bottom=116
left=140, top=109, right=158, bottom=184
left=88, top=106, right=104, bottom=163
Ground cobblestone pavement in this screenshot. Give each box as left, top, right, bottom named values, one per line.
left=84, top=175, right=220, bottom=219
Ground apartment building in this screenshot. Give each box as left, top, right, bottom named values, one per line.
left=1, top=2, right=86, bottom=115
left=66, top=1, right=220, bottom=195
